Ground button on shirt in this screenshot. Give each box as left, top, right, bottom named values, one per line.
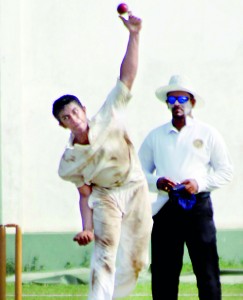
left=58, top=79, right=145, bottom=189
left=138, top=117, right=233, bottom=215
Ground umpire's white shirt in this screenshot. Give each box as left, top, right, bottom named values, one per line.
left=138, top=117, right=233, bottom=216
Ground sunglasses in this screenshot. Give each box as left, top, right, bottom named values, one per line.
left=167, top=95, right=190, bottom=105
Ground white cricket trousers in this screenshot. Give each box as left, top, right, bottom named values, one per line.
left=87, top=181, right=152, bottom=300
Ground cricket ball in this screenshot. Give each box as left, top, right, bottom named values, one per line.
left=117, top=3, right=128, bottom=15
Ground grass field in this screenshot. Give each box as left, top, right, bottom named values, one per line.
left=6, top=261, right=243, bottom=299
left=6, top=281, right=243, bottom=299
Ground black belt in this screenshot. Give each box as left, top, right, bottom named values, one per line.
left=196, top=192, right=210, bottom=200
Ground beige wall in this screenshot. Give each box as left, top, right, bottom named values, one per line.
left=1, top=0, right=243, bottom=232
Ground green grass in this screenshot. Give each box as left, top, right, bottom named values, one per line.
left=6, top=260, right=243, bottom=299
left=6, top=282, right=243, bottom=299
left=182, top=259, right=243, bottom=274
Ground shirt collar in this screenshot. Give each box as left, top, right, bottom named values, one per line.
left=67, top=133, right=75, bottom=148
left=167, top=116, right=194, bottom=134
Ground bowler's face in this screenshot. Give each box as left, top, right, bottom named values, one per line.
left=58, top=102, right=88, bottom=134
left=166, top=91, right=194, bottom=118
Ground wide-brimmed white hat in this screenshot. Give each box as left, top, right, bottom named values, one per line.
left=155, top=75, right=205, bottom=107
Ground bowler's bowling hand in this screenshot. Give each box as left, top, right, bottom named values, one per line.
left=157, top=177, right=176, bottom=193
left=181, top=179, right=198, bottom=194
left=73, top=230, right=94, bottom=246
left=119, top=14, right=142, bottom=34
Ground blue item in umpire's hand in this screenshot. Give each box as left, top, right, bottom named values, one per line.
left=171, top=184, right=196, bottom=210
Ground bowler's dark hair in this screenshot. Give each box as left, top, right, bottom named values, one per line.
left=52, top=94, right=83, bottom=121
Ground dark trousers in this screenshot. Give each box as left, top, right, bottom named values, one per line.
left=151, top=193, right=221, bottom=300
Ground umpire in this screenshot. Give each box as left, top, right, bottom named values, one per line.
left=139, top=75, right=233, bottom=300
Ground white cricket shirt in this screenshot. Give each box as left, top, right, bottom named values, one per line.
left=138, top=117, right=233, bottom=215
left=58, top=79, right=145, bottom=189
